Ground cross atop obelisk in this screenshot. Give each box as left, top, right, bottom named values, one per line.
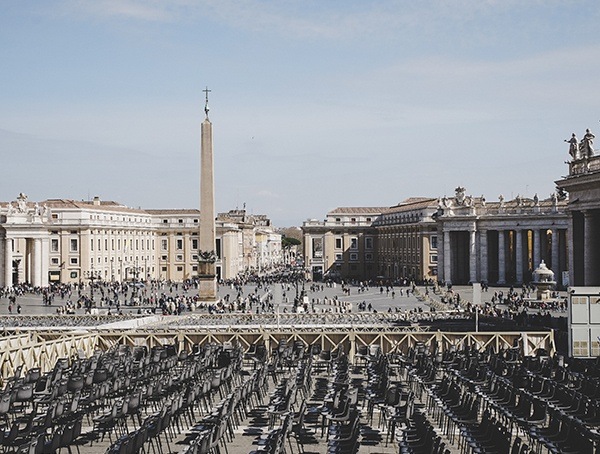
left=203, top=86, right=211, bottom=119
left=198, top=87, right=217, bottom=302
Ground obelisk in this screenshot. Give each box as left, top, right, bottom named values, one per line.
left=198, top=87, right=217, bottom=302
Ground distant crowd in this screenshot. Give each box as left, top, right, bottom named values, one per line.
left=0, top=271, right=567, bottom=331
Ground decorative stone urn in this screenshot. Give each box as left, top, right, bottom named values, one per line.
left=532, top=260, right=556, bottom=301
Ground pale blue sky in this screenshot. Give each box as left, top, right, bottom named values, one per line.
left=1, top=1, right=599, bottom=226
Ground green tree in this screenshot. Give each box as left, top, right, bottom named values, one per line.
left=282, top=236, right=301, bottom=249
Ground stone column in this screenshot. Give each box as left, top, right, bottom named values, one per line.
left=533, top=228, right=541, bottom=268
left=479, top=230, right=488, bottom=283
left=584, top=211, right=596, bottom=286
left=32, top=238, right=42, bottom=287
left=515, top=229, right=523, bottom=284
left=567, top=216, right=575, bottom=287
left=498, top=230, right=506, bottom=284
left=551, top=228, right=560, bottom=280
left=41, top=238, right=49, bottom=287
left=26, top=239, right=32, bottom=284
left=0, top=237, right=5, bottom=288
left=469, top=229, right=477, bottom=283
left=443, top=230, right=451, bottom=285
left=4, top=237, right=12, bottom=288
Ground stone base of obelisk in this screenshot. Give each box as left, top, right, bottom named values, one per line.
left=198, top=275, right=218, bottom=302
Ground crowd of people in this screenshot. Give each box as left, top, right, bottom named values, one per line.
left=0, top=269, right=568, bottom=329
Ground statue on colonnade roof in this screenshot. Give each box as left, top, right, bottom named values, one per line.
left=16, top=193, right=28, bottom=213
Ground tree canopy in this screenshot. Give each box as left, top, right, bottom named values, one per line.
left=282, top=236, right=301, bottom=249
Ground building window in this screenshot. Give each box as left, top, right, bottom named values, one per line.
left=176, top=254, right=184, bottom=261
left=312, top=237, right=323, bottom=258
left=70, top=239, right=78, bottom=252
left=350, top=238, right=358, bottom=250
left=192, top=266, right=198, bottom=272
left=163, top=219, right=168, bottom=224
left=431, top=255, right=438, bottom=262
left=335, top=253, right=343, bottom=261
left=192, top=239, right=198, bottom=250
left=161, top=255, right=168, bottom=261
left=365, top=237, right=373, bottom=249
left=51, top=257, right=59, bottom=265
left=350, top=253, right=358, bottom=261
left=176, top=239, right=183, bottom=250
left=176, top=266, right=183, bottom=272
left=161, top=266, right=167, bottom=272
left=161, top=239, right=168, bottom=251
left=431, top=236, right=438, bottom=249
left=70, top=257, right=78, bottom=265
left=350, top=218, right=356, bottom=223
left=365, top=253, right=373, bottom=261
left=335, top=218, right=341, bottom=223
left=51, top=239, right=59, bottom=252
left=335, top=238, right=342, bottom=249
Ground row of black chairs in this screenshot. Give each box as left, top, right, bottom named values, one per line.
left=401, top=342, right=600, bottom=454
left=1, top=342, right=246, bottom=453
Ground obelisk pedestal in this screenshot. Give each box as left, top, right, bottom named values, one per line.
left=198, top=90, right=217, bottom=302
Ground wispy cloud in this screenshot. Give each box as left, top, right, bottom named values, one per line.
left=353, top=43, right=600, bottom=118
left=57, top=0, right=188, bottom=22
left=54, top=0, right=578, bottom=41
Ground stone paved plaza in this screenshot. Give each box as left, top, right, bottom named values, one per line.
left=0, top=281, right=569, bottom=322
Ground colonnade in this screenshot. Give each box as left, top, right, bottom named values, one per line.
left=0, top=235, right=49, bottom=288
left=439, top=226, right=567, bottom=286
left=569, top=209, right=600, bottom=286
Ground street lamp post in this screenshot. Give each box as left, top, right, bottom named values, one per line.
left=86, top=268, right=101, bottom=307
left=131, top=259, right=141, bottom=304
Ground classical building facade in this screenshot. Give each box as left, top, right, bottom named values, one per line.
left=373, top=198, right=439, bottom=282
left=556, top=147, right=600, bottom=286
left=302, top=188, right=569, bottom=286
left=0, top=194, right=281, bottom=286
left=216, top=210, right=282, bottom=273
left=436, top=187, right=569, bottom=286
left=302, top=207, right=385, bottom=281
